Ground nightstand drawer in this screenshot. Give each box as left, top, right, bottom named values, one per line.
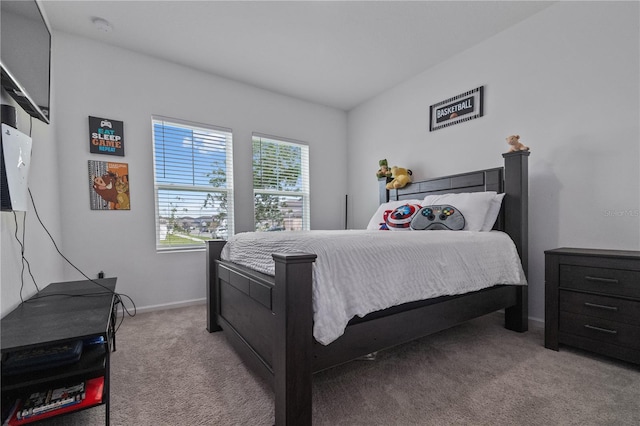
left=559, top=290, right=640, bottom=326
left=559, top=265, right=640, bottom=298
left=559, top=311, right=640, bottom=350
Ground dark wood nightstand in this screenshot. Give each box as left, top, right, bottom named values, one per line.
left=545, top=248, right=640, bottom=364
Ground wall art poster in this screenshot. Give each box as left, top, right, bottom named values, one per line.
left=88, top=160, right=130, bottom=210
left=89, top=116, right=125, bottom=156
left=429, top=86, right=484, bottom=132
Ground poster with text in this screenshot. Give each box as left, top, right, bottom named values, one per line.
left=88, top=160, right=130, bottom=210
left=429, top=86, right=484, bottom=132
left=89, top=116, right=125, bottom=156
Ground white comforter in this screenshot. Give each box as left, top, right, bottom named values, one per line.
left=221, top=230, right=526, bottom=345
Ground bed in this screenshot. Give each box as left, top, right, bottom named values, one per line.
left=206, top=151, right=530, bottom=425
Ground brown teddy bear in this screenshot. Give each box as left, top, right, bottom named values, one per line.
left=506, top=135, right=530, bottom=152
left=386, top=166, right=413, bottom=190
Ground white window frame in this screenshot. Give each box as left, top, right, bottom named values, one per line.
left=152, top=115, right=234, bottom=251
left=252, top=133, right=310, bottom=232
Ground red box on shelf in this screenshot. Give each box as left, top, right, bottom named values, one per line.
left=7, top=377, right=104, bottom=425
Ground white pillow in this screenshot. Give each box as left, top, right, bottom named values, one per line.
left=482, top=192, right=505, bottom=231
left=366, top=199, right=422, bottom=230
left=422, top=192, right=495, bottom=232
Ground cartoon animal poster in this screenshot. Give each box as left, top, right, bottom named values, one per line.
left=88, top=160, right=130, bottom=210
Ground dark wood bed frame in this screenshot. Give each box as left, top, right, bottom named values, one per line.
left=206, top=151, right=529, bottom=425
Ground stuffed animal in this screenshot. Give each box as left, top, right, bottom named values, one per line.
left=376, top=159, right=392, bottom=179
left=506, top=135, right=530, bottom=152
left=386, top=166, right=413, bottom=190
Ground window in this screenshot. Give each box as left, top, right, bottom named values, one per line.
left=253, top=134, right=310, bottom=232
left=152, top=116, right=233, bottom=250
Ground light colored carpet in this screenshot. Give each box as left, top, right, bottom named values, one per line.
left=37, top=304, right=640, bottom=425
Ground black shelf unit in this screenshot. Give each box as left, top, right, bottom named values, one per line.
left=1, top=278, right=117, bottom=425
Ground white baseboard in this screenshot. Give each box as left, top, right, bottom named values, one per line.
left=118, top=298, right=206, bottom=315
left=528, top=315, right=544, bottom=329
left=121, top=300, right=546, bottom=330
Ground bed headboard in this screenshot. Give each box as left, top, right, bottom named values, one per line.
left=379, top=151, right=529, bottom=275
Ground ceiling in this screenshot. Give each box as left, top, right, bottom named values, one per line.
left=41, top=1, right=554, bottom=111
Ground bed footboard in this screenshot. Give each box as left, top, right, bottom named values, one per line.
left=273, top=253, right=317, bottom=426
left=207, top=241, right=317, bottom=426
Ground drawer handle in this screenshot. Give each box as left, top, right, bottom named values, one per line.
left=584, top=324, right=618, bottom=335
left=584, top=302, right=619, bottom=312
left=585, top=276, right=619, bottom=284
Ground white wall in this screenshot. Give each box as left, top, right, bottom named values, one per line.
left=48, top=32, right=347, bottom=312
left=4, top=2, right=637, bottom=323
left=1, top=87, right=64, bottom=316
left=347, top=2, right=640, bottom=322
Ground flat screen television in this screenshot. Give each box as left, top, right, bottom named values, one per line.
left=1, top=0, right=52, bottom=124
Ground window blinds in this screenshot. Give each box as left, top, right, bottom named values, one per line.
left=152, top=116, right=233, bottom=250
left=252, top=134, right=309, bottom=231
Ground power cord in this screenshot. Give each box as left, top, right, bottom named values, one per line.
left=21, top=187, right=137, bottom=333
left=12, top=210, right=40, bottom=303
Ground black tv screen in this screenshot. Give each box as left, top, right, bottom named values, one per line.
left=1, top=0, right=51, bottom=124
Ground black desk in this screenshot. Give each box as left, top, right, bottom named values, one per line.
left=1, top=278, right=117, bottom=425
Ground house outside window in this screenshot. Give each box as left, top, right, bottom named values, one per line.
left=252, top=133, right=309, bottom=232
left=152, top=116, right=233, bottom=250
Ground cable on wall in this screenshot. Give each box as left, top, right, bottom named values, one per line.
left=12, top=210, right=41, bottom=303
left=20, top=187, right=137, bottom=332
